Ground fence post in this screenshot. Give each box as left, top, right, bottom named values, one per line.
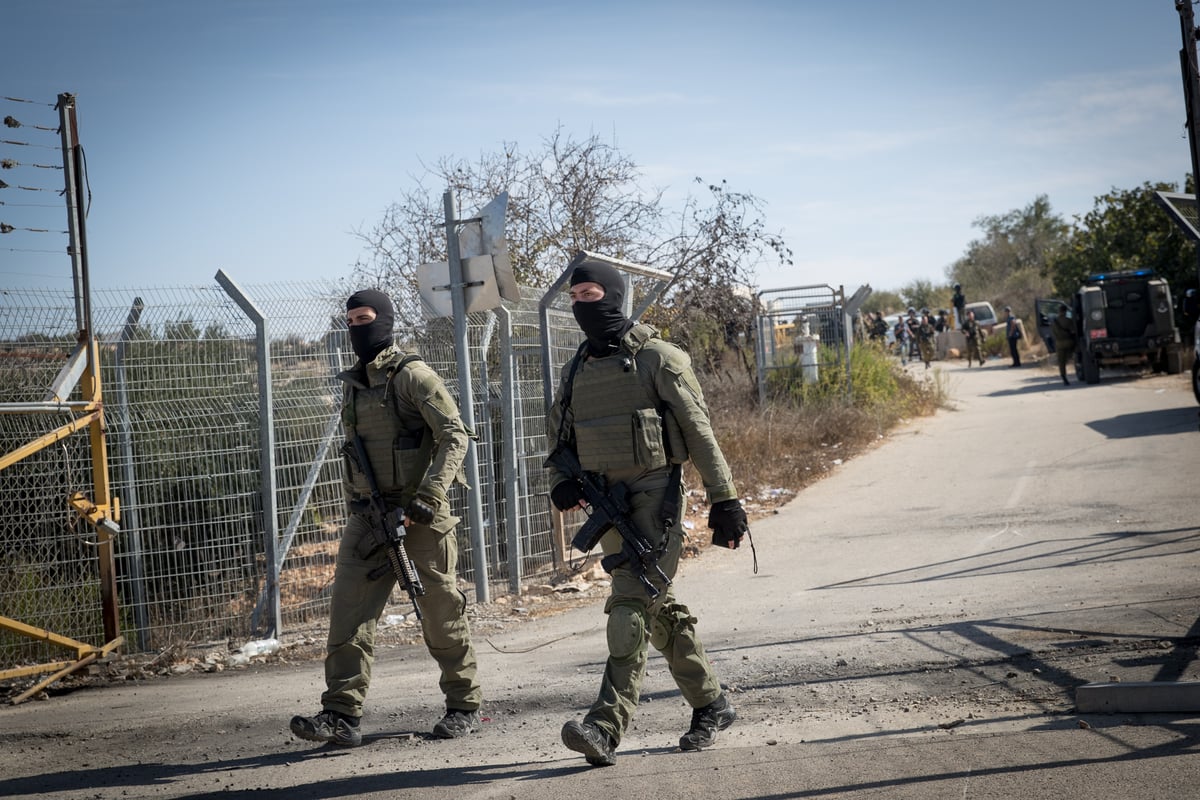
left=113, top=297, right=150, bottom=650
left=496, top=306, right=523, bottom=594
left=214, top=270, right=281, bottom=637
left=442, top=190, right=491, bottom=603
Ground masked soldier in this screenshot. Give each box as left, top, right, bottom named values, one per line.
left=547, top=261, right=749, bottom=767
left=290, top=289, right=482, bottom=747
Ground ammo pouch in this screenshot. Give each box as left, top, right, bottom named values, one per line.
left=574, top=407, right=670, bottom=473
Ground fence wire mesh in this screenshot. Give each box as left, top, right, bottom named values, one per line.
left=0, top=280, right=580, bottom=666
left=754, top=284, right=849, bottom=402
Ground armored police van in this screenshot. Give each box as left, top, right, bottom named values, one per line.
left=1068, top=269, right=1182, bottom=385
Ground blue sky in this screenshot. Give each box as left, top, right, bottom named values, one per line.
left=0, top=0, right=1191, bottom=297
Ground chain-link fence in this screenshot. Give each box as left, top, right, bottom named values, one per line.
left=754, top=284, right=851, bottom=403
left=0, top=278, right=582, bottom=666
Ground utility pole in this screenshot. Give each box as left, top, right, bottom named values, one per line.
left=1177, top=0, right=1200, bottom=284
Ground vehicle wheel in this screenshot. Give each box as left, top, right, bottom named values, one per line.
left=1193, top=359, right=1200, bottom=404
left=1082, top=352, right=1100, bottom=384
left=1165, top=346, right=1183, bottom=375
left=1074, top=350, right=1085, bottom=381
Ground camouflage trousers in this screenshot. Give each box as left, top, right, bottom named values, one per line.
left=320, top=511, right=481, bottom=719
left=582, top=483, right=723, bottom=745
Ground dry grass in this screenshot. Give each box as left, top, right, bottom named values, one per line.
left=697, top=348, right=948, bottom=502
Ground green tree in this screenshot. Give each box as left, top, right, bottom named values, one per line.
left=947, top=195, right=1066, bottom=320
left=1048, top=180, right=1196, bottom=297
left=862, top=289, right=904, bottom=316
left=899, top=279, right=948, bottom=313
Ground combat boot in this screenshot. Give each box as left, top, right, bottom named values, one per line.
left=432, top=708, right=481, bottom=739
left=679, top=693, right=736, bottom=751
left=561, top=719, right=616, bottom=766
left=290, top=709, right=362, bottom=747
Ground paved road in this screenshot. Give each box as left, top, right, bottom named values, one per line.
left=2, top=359, right=1198, bottom=799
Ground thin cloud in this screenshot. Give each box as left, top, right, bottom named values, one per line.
left=770, top=127, right=948, bottom=160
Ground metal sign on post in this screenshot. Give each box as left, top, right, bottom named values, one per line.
left=433, top=190, right=517, bottom=604
left=419, top=192, right=521, bottom=316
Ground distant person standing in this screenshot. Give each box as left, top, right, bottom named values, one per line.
left=951, top=283, right=966, bottom=328
left=1050, top=303, right=1076, bottom=385
left=1004, top=306, right=1026, bottom=367
left=893, top=315, right=912, bottom=366
left=962, top=310, right=985, bottom=367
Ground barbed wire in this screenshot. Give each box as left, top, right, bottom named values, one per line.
left=0, top=199, right=62, bottom=208
left=2, top=96, right=54, bottom=107
left=1, top=223, right=65, bottom=234
left=0, top=248, right=70, bottom=258
left=2, top=158, right=62, bottom=171
left=0, top=179, right=58, bottom=193
left=5, top=114, right=57, bottom=133
left=1, top=95, right=77, bottom=271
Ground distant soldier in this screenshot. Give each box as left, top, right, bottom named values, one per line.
left=893, top=315, right=912, bottom=366
left=1003, top=306, right=1027, bottom=367
left=916, top=311, right=936, bottom=369
left=1050, top=303, right=1076, bottom=386
left=869, top=312, right=889, bottom=345
left=951, top=283, right=966, bottom=328
left=905, top=307, right=920, bottom=361
left=962, top=310, right=985, bottom=367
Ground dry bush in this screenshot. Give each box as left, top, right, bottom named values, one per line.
left=694, top=348, right=946, bottom=503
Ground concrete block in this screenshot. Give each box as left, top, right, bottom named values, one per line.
left=1075, top=681, right=1200, bottom=713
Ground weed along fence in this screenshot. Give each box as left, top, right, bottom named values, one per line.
left=754, top=283, right=872, bottom=405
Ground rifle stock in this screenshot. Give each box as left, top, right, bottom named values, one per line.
left=547, top=446, right=670, bottom=598
left=350, top=434, right=426, bottom=620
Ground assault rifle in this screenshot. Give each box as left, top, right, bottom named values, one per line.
left=349, top=434, right=425, bottom=620
left=546, top=445, right=670, bottom=599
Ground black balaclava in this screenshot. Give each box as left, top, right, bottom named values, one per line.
left=346, top=289, right=395, bottom=364
left=569, top=262, right=633, bottom=355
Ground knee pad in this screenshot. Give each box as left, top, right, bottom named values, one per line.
left=606, top=602, right=647, bottom=660
left=649, top=602, right=697, bottom=651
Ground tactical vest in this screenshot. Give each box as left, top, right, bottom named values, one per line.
left=341, top=355, right=434, bottom=500
left=566, top=327, right=684, bottom=476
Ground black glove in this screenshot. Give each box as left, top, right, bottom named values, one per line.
left=708, top=499, right=748, bottom=549
left=405, top=495, right=436, bottom=526
left=550, top=480, right=585, bottom=511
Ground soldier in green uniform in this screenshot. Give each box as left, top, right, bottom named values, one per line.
left=547, top=261, right=749, bottom=767
left=917, top=310, right=936, bottom=369
left=869, top=311, right=889, bottom=346
left=962, top=309, right=986, bottom=367
left=1050, top=303, right=1076, bottom=385
left=290, top=289, right=482, bottom=747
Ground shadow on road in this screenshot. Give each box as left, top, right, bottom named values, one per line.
left=984, top=367, right=1152, bottom=398
left=813, top=526, right=1200, bottom=589
left=742, top=721, right=1200, bottom=800
left=1085, top=406, right=1198, bottom=439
